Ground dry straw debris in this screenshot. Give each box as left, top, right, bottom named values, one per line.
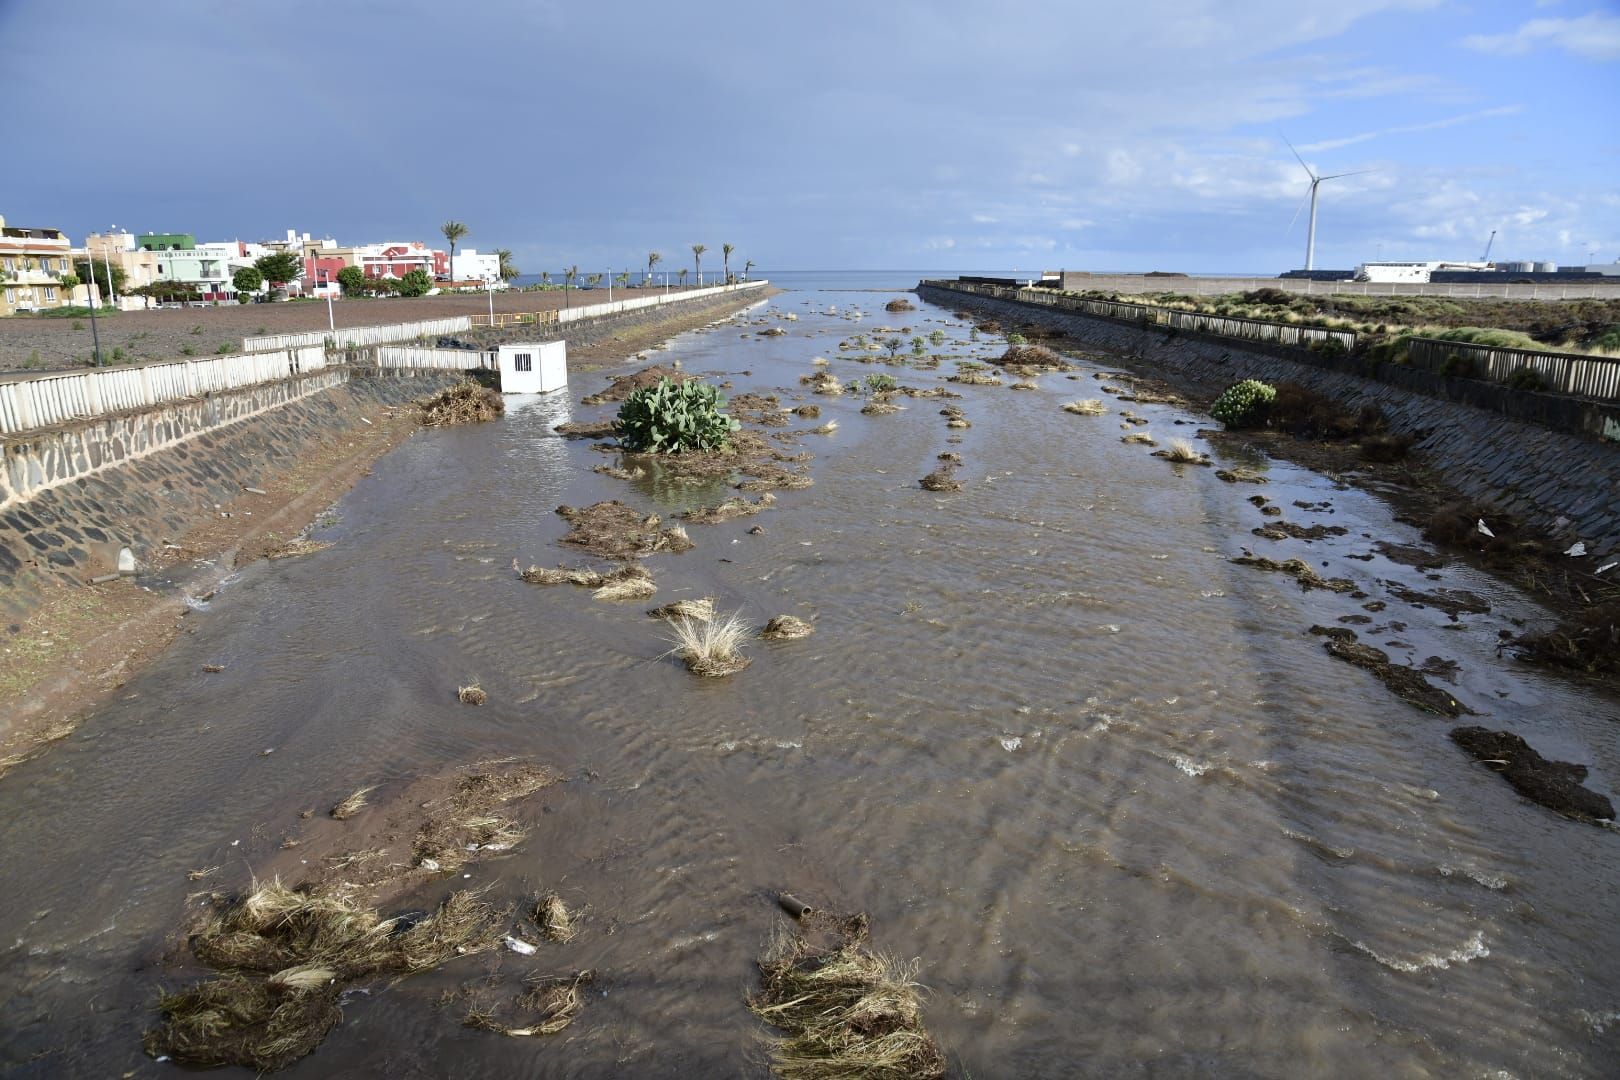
left=1062, top=399, right=1108, bottom=416
left=556, top=501, right=694, bottom=559
left=457, top=683, right=487, bottom=706
left=749, top=911, right=945, bottom=1080
left=418, top=381, right=504, bottom=427
left=464, top=971, right=595, bottom=1038
left=330, top=786, right=374, bottom=820
left=668, top=611, right=753, bottom=677
left=648, top=597, right=717, bottom=622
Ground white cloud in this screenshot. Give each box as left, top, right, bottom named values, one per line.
left=1462, top=12, right=1620, bottom=61
left=1297, top=106, right=1523, bottom=153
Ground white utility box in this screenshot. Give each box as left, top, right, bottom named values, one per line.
left=497, top=341, right=567, bottom=394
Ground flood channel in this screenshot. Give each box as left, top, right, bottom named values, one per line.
left=1, top=289, right=1617, bottom=1078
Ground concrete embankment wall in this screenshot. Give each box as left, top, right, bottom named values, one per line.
left=920, top=283, right=1620, bottom=553
left=1052, top=272, right=1620, bottom=301
left=0, top=371, right=459, bottom=622
left=458, top=284, right=770, bottom=354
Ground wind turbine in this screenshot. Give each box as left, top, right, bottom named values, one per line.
left=1284, top=138, right=1370, bottom=270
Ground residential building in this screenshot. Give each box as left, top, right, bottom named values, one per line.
left=357, top=241, right=448, bottom=280
left=137, top=232, right=257, bottom=302
left=451, top=249, right=502, bottom=285
left=83, top=230, right=162, bottom=305
left=1, top=214, right=85, bottom=315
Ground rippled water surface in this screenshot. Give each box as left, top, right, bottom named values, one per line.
left=2, top=290, right=1618, bottom=1078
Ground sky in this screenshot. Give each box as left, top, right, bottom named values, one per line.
left=2, top=0, right=1617, bottom=274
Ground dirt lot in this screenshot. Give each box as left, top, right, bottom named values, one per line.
left=0, top=285, right=710, bottom=372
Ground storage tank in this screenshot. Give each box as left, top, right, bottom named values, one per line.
left=1503, top=261, right=1535, bottom=273
left=1534, top=261, right=1557, bottom=273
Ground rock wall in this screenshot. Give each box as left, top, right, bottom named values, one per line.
left=921, top=283, right=1620, bottom=553
left=0, top=372, right=456, bottom=622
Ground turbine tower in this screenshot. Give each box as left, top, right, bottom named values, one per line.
left=1285, top=138, right=1368, bottom=271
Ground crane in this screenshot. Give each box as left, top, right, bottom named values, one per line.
left=1481, top=229, right=1496, bottom=263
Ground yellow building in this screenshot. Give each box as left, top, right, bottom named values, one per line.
left=0, top=214, right=86, bottom=315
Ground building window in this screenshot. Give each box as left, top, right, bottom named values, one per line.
left=44, top=287, right=56, bottom=301
left=513, top=353, right=533, bottom=372
left=4, top=288, right=14, bottom=303
left=2, top=258, right=12, bottom=272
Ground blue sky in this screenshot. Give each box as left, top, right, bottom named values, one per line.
left=3, top=0, right=1616, bottom=274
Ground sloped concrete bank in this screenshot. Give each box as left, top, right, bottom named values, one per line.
left=920, top=283, right=1620, bottom=553
left=0, top=371, right=460, bottom=624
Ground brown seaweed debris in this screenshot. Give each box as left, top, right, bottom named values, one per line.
left=556, top=500, right=693, bottom=559
left=580, top=365, right=689, bottom=406
left=1513, top=600, right=1620, bottom=675
left=535, top=893, right=579, bottom=944
left=861, top=399, right=902, bottom=416
left=553, top=418, right=619, bottom=440
left=794, top=404, right=821, bottom=418
left=457, top=683, right=487, bottom=706
left=947, top=371, right=1001, bottom=386
left=412, top=764, right=563, bottom=873
left=464, top=971, right=594, bottom=1038
left=1450, top=726, right=1614, bottom=823
left=1251, top=522, right=1350, bottom=542
left=1230, top=555, right=1356, bottom=593
left=516, top=561, right=644, bottom=589
left=920, top=466, right=963, bottom=492
left=1385, top=583, right=1490, bottom=617
left=418, top=381, right=504, bottom=427
left=1323, top=639, right=1470, bottom=716
left=680, top=493, right=776, bottom=525
left=884, top=297, right=916, bottom=312
left=1122, top=432, right=1157, bottom=447
left=761, top=615, right=815, bottom=640
left=1215, top=468, right=1268, bottom=484
left=748, top=909, right=946, bottom=1080
left=145, top=886, right=507, bottom=1071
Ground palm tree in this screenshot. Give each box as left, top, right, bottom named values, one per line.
left=646, top=250, right=661, bottom=286
left=440, top=221, right=468, bottom=281
left=691, top=244, right=706, bottom=287
left=722, top=243, right=735, bottom=283
left=678, top=268, right=689, bottom=286
left=743, top=259, right=755, bottom=281
left=615, top=271, right=631, bottom=289
left=495, top=249, right=520, bottom=283
left=586, top=273, right=602, bottom=289
left=541, top=271, right=551, bottom=286
left=564, top=265, right=578, bottom=307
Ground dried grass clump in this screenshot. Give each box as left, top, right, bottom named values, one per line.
left=1514, top=601, right=1620, bottom=675
left=580, top=365, right=688, bottom=406
left=1165, top=439, right=1201, bottom=462
left=465, top=971, right=594, bottom=1037
left=920, top=467, right=963, bottom=492
left=1121, top=432, right=1156, bottom=446
left=266, top=537, right=332, bottom=560
left=593, top=565, right=657, bottom=601
left=997, top=343, right=1066, bottom=369
left=794, top=404, right=822, bottom=418
left=418, top=381, right=504, bottom=427
left=681, top=493, right=775, bottom=525
left=947, top=371, right=1002, bottom=386
left=861, top=399, right=902, bottom=416
left=536, top=893, right=578, bottom=943
left=812, top=421, right=839, bottom=435
left=148, top=885, right=506, bottom=1070
left=648, top=597, right=717, bottom=623
left=807, top=372, right=846, bottom=396
left=1009, top=381, right=1039, bottom=391
left=457, top=683, right=487, bottom=706
left=762, top=615, right=815, bottom=640
left=330, top=786, right=374, bottom=820
left=749, top=913, right=945, bottom=1080
left=412, top=765, right=561, bottom=873
left=1062, top=399, right=1107, bottom=416
left=884, top=298, right=916, bottom=312
left=668, top=612, right=753, bottom=678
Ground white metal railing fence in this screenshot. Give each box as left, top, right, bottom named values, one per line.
left=0, top=346, right=325, bottom=436
left=374, top=346, right=494, bottom=371
left=1404, top=338, right=1620, bottom=401
left=242, top=316, right=473, bottom=353
left=472, top=279, right=770, bottom=328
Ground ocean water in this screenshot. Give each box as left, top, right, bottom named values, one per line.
left=507, top=269, right=1031, bottom=292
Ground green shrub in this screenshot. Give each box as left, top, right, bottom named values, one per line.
left=336, top=266, right=366, bottom=295
left=180, top=345, right=196, bottom=357
left=616, top=377, right=738, bottom=453
left=1210, top=379, right=1276, bottom=429
left=1006, top=332, right=1027, bottom=346
left=864, top=373, right=897, bottom=394
left=1504, top=366, right=1544, bottom=391
left=398, top=269, right=433, bottom=297
left=928, top=329, right=946, bottom=346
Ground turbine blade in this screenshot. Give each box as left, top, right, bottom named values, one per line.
left=1282, top=135, right=1316, bottom=180
left=1286, top=186, right=1311, bottom=234
left=1319, top=169, right=1374, bottom=181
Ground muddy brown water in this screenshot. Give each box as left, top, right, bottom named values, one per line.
left=2, top=292, right=1618, bottom=1078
